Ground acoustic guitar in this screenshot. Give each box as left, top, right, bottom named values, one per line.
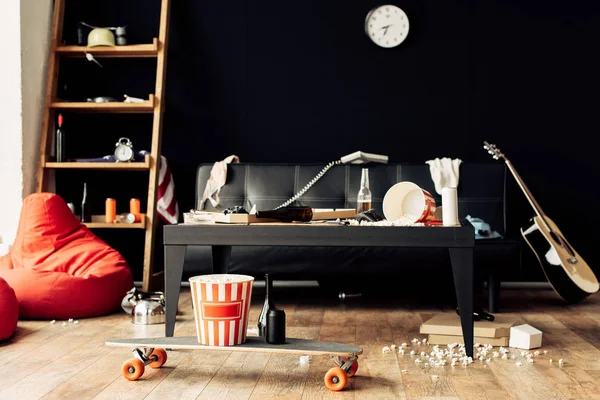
left=484, top=141, right=599, bottom=303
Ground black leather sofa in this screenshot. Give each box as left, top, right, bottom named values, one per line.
left=184, top=162, right=521, bottom=312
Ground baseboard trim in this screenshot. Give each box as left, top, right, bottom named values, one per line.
left=134, top=280, right=552, bottom=290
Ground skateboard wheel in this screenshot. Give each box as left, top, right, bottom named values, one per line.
left=346, top=360, right=359, bottom=377
left=324, top=367, right=348, bottom=391
left=122, top=358, right=145, bottom=381
left=149, top=348, right=167, bottom=369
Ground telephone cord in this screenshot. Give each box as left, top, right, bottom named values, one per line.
left=274, top=160, right=342, bottom=210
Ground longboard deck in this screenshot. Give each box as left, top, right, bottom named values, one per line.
left=106, top=336, right=363, bottom=357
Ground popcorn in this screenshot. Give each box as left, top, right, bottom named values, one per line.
left=422, top=339, right=428, bottom=344
left=549, top=359, right=553, bottom=363
left=50, top=320, right=56, bottom=324
left=511, top=355, right=516, bottom=359
left=558, top=359, right=564, bottom=366
left=516, top=362, right=522, bottom=366
left=424, top=363, right=429, bottom=367
left=415, top=359, right=421, bottom=364
left=410, top=350, right=416, bottom=356
left=543, top=350, right=548, bottom=354
left=528, top=359, right=534, bottom=364
left=382, top=346, right=391, bottom=354
left=534, top=351, right=540, bottom=356
left=391, top=344, right=397, bottom=350
left=501, top=354, right=508, bottom=360
left=493, top=352, right=499, bottom=358
left=399, top=349, right=405, bottom=355
left=62, top=321, right=67, bottom=327
left=421, top=352, right=425, bottom=357
left=68, top=318, right=74, bottom=323
left=299, top=356, right=311, bottom=365
left=401, top=343, right=407, bottom=348
left=486, top=358, right=491, bottom=363
left=74, top=320, right=79, bottom=324
left=412, top=338, right=419, bottom=344
left=432, top=375, right=438, bottom=380
left=451, top=360, right=457, bottom=366
left=401, top=369, right=408, bottom=373
left=478, top=356, right=484, bottom=361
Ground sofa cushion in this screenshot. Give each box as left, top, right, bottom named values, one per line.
left=0, top=277, right=18, bottom=340
left=0, top=193, right=133, bottom=319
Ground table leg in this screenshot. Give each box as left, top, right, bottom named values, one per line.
left=165, top=245, right=187, bottom=337
left=212, top=245, right=231, bottom=274
left=449, top=247, right=474, bottom=358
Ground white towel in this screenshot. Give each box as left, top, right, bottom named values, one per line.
left=425, top=158, right=462, bottom=195
left=199, top=155, right=240, bottom=210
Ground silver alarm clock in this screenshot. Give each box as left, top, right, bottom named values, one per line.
left=114, top=137, right=134, bottom=162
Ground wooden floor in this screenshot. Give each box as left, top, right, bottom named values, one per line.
left=1, top=285, right=600, bottom=400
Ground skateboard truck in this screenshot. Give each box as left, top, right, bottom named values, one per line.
left=332, top=355, right=358, bottom=371
left=132, top=348, right=159, bottom=366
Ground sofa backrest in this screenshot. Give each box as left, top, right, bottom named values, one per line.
left=196, top=163, right=507, bottom=235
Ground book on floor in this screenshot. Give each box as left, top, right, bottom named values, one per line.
left=427, top=334, right=510, bottom=347
left=419, top=313, right=517, bottom=338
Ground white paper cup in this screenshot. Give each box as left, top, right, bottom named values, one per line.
left=382, top=181, right=437, bottom=223
left=189, top=274, right=254, bottom=346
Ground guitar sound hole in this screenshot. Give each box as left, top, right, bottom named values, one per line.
left=549, top=230, right=576, bottom=258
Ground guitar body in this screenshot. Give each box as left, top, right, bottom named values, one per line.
left=521, top=215, right=599, bottom=303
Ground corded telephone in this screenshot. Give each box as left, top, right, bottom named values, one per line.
left=273, top=151, right=388, bottom=209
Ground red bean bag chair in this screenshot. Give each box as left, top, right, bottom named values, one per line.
left=0, top=277, right=18, bottom=340
left=0, top=193, right=133, bottom=319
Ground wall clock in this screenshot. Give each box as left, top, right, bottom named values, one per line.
left=365, top=5, right=409, bottom=48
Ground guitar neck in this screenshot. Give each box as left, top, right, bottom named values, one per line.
left=504, top=160, right=545, bottom=218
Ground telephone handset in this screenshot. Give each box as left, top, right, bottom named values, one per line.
left=273, top=151, right=388, bottom=210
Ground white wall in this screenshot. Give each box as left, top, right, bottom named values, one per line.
left=0, top=0, right=51, bottom=253
left=0, top=1, right=23, bottom=249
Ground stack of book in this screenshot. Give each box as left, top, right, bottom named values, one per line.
left=420, top=313, right=517, bottom=346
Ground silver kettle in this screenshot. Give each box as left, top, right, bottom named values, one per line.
left=122, top=288, right=166, bottom=325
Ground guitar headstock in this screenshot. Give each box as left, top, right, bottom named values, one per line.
left=483, top=141, right=506, bottom=161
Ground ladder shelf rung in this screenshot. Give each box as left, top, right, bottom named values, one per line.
left=56, top=39, right=159, bottom=58
left=50, top=95, right=155, bottom=113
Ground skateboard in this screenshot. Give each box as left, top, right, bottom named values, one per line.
left=106, top=336, right=363, bottom=391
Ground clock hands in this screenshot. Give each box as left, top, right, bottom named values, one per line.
left=380, top=24, right=393, bottom=36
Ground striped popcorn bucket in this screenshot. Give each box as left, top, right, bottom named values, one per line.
left=189, top=274, right=254, bottom=346
left=382, top=181, right=437, bottom=223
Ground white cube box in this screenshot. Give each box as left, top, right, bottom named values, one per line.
left=509, top=324, right=542, bottom=350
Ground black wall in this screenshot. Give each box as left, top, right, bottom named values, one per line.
left=59, top=0, right=600, bottom=281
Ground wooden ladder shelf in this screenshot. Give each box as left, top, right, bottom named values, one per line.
left=36, top=0, right=171, bottom=291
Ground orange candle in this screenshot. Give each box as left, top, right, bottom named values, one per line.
left=130, top=198, right=141, bottom=215
left=105, top=198, right=116, bottom=223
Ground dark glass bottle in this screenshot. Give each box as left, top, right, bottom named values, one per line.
left=257, top=273, right=274, bottom=337
left=81, top=182, right=92, bottom=223
left=56, top=114, right=66, bottom=162
left=255, top=206, right=313, bottom=222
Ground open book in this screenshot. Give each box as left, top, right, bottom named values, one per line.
left=340, top=151, right=388, bottom=164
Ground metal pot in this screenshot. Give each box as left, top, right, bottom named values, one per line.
left=122, top=288, right=166, bottom=325
left=132, top=296, right=165, bottom=325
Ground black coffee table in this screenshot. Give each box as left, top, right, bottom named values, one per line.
left=163, top=223, right=475, bottom=357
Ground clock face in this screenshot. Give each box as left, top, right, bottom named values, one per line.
left=115, top=144, right=133, bottom=162
left=365, top=5, right=409, bottom=48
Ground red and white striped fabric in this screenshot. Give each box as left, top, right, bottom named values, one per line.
left=189, top=275, right=254, bottom=346
left=156, top=155, right=179, bottom=224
